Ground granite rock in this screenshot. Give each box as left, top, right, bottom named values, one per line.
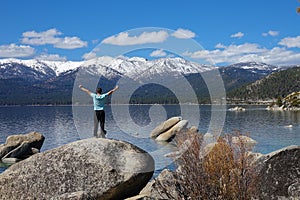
left=0, top=138, right=154, bottom=200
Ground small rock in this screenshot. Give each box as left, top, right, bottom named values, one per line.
left=0, top=132, right=45, bottom=160
left=188, top=126, right=198, bottom=133
left=232, top=135, right=257, bottom=150
left=1, top=157, right=21, bottom=164
left=156, top=120, right=188, bottom=142
left=228, top=106, right=246, bottom=111
left=150, top=116, right=181, bottom=138
left=288, top=181, right=300, bottom=199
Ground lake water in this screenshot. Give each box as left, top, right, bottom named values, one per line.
left=1, top=105, right=300, bottom=175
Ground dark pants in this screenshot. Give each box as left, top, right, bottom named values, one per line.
left=94, top=110, right=106, bottom=138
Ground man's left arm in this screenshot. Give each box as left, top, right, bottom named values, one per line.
left=107, top=85, right=119, bottom=96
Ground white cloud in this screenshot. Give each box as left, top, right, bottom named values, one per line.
left=207, top=43, right=266, bottom=61
left=183, top=49, right=212, bottom=59
left=230, top=32, right=244, bottom=39
left=102, top=31, right=169, bottom=46
left=21, top=28, right=87, bottom=49
left=82, top=52, right=97, bottom=60
left=258, top=47, right=300, bottom=65
left=262, top=30, right=279, bottom=37
left=22, top=28, right=62, bottom=38
left=215, top=43, right=226, bottom=49
left=279, top=36, right=300, bottom=48
left=21, top=28, right=62, bottom=45
left=54, top=37, right=88, bottom=49
left=0, top=43, right=35, bottom=58
left=172, top=28, right=196, bottom=39
left=102, top=28, right=195, bottom=46
left=150, top=49, right=167, bottom=57
left=268, top=30, right=279, bottom=36
left=35, top=53, right=67, bottom=61
left=182, top=43, right=300, bottom=65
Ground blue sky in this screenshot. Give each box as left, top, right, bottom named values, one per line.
left=0, top=0, right=299, bottom=66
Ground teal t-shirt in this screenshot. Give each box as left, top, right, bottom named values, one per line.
left=90, top=93, right=108, bottom=110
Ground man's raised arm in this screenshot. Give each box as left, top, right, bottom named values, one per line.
left=107, top=85, right=119, bottom=96
left=79, top=85, right=92, bottom=96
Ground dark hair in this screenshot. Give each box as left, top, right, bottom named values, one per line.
left=96, top=87, right=102, bottom=94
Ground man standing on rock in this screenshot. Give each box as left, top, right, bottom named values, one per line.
left=79, top=84, right=119, bottom=138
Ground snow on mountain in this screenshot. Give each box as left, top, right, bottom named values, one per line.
left=0, top=58, right=51, bottom=75
left=0, top=57, right=285, bottom=82
left=151, top=57, right=213, bottom=74
left=227, top=62, right=281, bottom=72
left=0, top=58, right=83, bottom=76
left=38, top=60, right=83, bottom=75
left=0, top=58, right=57, bottom=80
left=79, top=56, right=215, bottom=79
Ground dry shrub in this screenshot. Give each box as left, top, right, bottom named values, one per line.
left=168, top=130, right=258, bottom=200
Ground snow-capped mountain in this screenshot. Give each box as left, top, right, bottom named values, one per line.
left=226, top=62, right=281, bottom=74
left=218, top=62, right=288, bottom=92
left=0, top=58, right=83, bottom=77
left=0, top=56, right=216, bottom=81
left=0, top=57, right=287, bottom=82
left=80, top=56, right=214, bottom=79
left=0, top=56, right=293, bottom=105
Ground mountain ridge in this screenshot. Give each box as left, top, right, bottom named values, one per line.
left=1, top=57, right=286, bottom=79
left=227, top=66, right=300, bottom=103
left=0, top=57, right=294, bottom=105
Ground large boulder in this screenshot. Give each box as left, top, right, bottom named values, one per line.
left=256, top=145, right=300, bottom=199
left=0, top=132, right=45, bottom=161
left=0, top=138, right=154, bottom=200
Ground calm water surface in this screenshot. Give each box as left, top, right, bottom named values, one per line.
left=0, top=105, right=299, bottom=174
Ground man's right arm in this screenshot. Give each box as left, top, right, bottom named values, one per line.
left=79, top=85, right=92, bottom=96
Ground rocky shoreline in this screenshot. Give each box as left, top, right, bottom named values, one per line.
left=267, top=91, right=300, bottom=111
left=0, top=123, right=299, bottom=199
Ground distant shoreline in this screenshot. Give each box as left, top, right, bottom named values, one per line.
left=0, top=103, right=270, bottom=107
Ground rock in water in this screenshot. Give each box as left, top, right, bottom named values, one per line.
left=156, top=120, right=188, bottom=142
left=5, top=132, right=44, bottom=150
left=228, top=106, right=246, bottom=111
left=150, top=116, right=181, bottom=138
left=256, top=145, right=300, bottom=199
left=0, top=138, right=155, bottom=200
left=2, top=141, right=32, bottom=160
left=0, top=132, right=45, bottom=160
